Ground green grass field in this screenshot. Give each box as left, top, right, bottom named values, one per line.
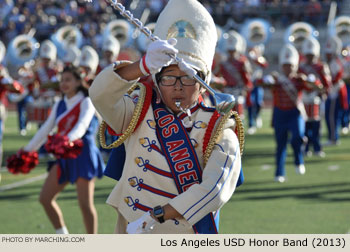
left=0, top=109, right=349, bottom=234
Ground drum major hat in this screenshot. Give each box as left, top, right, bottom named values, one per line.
left=79, top=45, right=99, bottom=74
left=39, top=40, right=57, bottom=61
left=279, top=44, right=299, bottom=68
left=102, top=35, right=120, bottom=59
left=225, top=30, right=246, bottom=54
left=0, top=40, right=5, bottom=63
left=63, top=45, right=81, bottom=67
left=153, top=0, right=217, bottom=80
left=302, top=36, right=320, bottom=57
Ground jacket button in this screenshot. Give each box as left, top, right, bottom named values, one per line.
left=124, top=197, right=129, bottom=204
left=129, top=179, right=136, bottom=186
left=150, top=121, right=156, bottom=127
left=139, top=138, right=145, bottom=144
left=200, top=122, right=207, bottom=128
left=135, top=157, right=141, bottom=164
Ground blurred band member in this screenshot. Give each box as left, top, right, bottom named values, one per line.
left=324, top=36, right=348, bottom=144
left=247, top=44, right=268, bottom=134
left=215, top=31, right=253, bottom=120
left=62, top=46, right=81, bottom=67
left=97, top=35, right=120, bottom=73
left=258, top=44, right=322, bottom=182
left=299, top=37, right=331, bottom=153
left=0, top=61, right=24, bottom=177
left=79, top=45, right=99, bottom=87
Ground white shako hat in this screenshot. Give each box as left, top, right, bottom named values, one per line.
left=324, top=36, right=342, bottom=55
left=279, top=44, right=299, bottom=68
left=63, top=45, right=81, bottom=67
left=302, top=36, right=320, bottom=57
left=225, top=30, right=246, bottom=54
left=102, top=35, right=120, bottom=59
left=79, top=45, right=99, bottom=74
left=153, top=0, right=217, bottom=82
left=0, top=40, right=5, bottom=63
left=40, top=40, right=57, bottom=61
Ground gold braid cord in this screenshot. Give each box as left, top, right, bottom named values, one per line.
left=203, top=110, right=245, bottom=166
left=99, top=83, right=146, bottom=149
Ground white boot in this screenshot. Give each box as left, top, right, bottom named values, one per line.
left=274, top=176, right=286, bottom=183
left=295, top=164, right=306, bottom=175
left=56, top=226, right=69, bottom=234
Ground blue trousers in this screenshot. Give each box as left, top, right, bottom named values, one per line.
left=305, top=120, right=321, bottom=152
left=325, top=97, right=342, bottom=142
left=248, top=86, right=264, bottom=128
left=273, top=107, right=305, bottom=177
left=17, top=95, right=33, bottom=131
left=341, top=84, right=350, bottom=128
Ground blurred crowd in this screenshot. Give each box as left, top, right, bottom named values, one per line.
left=0, top=0, right=347, bottom=48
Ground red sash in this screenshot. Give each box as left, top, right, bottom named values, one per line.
left=57, top=100, right=82, bottom=135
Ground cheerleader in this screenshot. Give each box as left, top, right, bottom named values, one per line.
left=21, top=65, right=105, bottom=234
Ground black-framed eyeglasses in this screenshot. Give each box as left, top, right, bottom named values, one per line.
left=158, top=75, right=197, bottom=86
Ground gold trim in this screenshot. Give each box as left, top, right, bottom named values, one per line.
left=203, top=111, right=245, bottom=166
left=99, top=83, right=146, bottom=149
left=232, top=111, right=245, bottom=156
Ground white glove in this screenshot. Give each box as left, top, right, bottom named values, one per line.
left=140, top=38, right=178, bottom=75
left=307, top=74, right=316, bottom=83
left=263, top=75, right=275, bottom=85
left=50, top=75, right=59, bottom=82
left=178, top=58, right=197, bottom=78
left=126, top=211, right=156, bottom=234
left=1, top=76, right=13, bottom=85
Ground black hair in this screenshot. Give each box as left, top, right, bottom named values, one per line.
left=62, top=65, right=89, bottom=97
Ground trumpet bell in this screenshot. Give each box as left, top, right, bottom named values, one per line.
left=284, top=22, right=318, bottom=51
left=240, top=18, right=273, bottom=47
left=5, top=35, right=39, bottom=77
left=51, top=25, right=83, bottom=59
left=328, top=16, right=350, bottom=47
left=103, top=19, right=133, bottom=48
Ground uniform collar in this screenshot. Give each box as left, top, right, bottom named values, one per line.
left=64, top=91, right=84, bottom=108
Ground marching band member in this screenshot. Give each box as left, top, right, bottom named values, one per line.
left=62, top=45, right=81, bottom=67
left=247, top=44, right=268, bottom=133
left=20, top=65, right=105, bottom=234
left=97, top=35, right=120, bottom=72
left=90, top=0, right=244, bottom=234
left=341, top=45, right=350, bottom=133
left=215, top=31, right=253, bottom=121
left=34, top=40, right=60, bottom=96
left=79, top=45, right=99, bottom=87
left=299, top=37, right=331, bottom=155
left=0, top=41, right=24, bottom=181
left=259, top=44, right=322, bottom=182
left=323, top=36, right=348, bottom=145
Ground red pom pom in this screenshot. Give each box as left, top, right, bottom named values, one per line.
left=6, top=150, right=39, bottom=174
left=45, top=134, right=83, bottom=159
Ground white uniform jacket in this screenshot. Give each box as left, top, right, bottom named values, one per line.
left=89, top=62, right=242, bottom=233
